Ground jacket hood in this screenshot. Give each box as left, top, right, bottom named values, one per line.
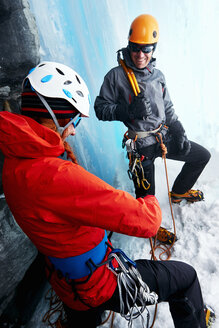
left=118, top=47, right=156, bottom=74
left=0, top=111, right=65, bottom=158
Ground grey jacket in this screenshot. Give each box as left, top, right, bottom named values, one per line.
left=94, top=47, right=178, bottom=148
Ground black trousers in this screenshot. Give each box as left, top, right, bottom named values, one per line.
left=134, top=139, right=211, bottom=198
left=63, top=260, right=206, bottom=328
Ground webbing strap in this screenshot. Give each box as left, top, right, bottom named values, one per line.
left=48, top=231, right=108, bottom=280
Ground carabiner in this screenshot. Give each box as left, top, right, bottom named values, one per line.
left=108, top=248, right=136, bottom=272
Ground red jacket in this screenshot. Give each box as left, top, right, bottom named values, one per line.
left=0, top=111, right=162, bottom=310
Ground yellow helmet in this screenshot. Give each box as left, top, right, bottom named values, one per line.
left=128, top=14, right=159, bottom=44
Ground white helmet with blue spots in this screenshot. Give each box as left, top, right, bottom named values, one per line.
left=23, top=61, right=90, bottom=117
left=22, top=61, right=90, bottom=134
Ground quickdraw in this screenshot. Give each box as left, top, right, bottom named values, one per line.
left=128, top=155, right=151, bottom=191
left=123, top=132, right=151, bottom=192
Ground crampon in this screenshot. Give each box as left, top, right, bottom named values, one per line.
left=170, top=189, right=204, bottom=204
left=205, top=304, right=216, bottom=327
left=156, top=226, right=177, bottom=245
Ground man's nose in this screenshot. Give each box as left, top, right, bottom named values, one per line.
left=138, top=50, right=145, bottom=57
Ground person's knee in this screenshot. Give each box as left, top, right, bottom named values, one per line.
left=162, top=260, right=198, bottom=293
left=183, top=262, right=198, bottom=284
left=203, top=148, right=211, bottom=164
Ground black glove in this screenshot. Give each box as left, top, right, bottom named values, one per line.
left=128, top=92, right=152, bottom=120
left=169, top=120, right=191, bottom=155
left=176, top=134, right=191, bottom=155
left=114, top=93, right=152, bottom=122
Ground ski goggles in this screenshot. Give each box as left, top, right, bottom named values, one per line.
left=72, top=115, right=81, bottom=128
left=129, top=42, right=154, bottom=54
left=56, top=114, right=81, bottom=134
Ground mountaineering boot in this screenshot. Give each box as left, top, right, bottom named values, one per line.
left=170, top=189, right=204, bottom=204
left=156, top=226, right=177, bottom=245
left=205, top=304, right=216, bottom=327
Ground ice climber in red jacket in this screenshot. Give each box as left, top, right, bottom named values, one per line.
left=0, top=62, right=209, bottom=327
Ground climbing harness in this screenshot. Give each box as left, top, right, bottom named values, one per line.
left=46, top=238, right=158, bottom=328
left=48, top=231, right=108, bottom=280
left=123, top=124, right=169, bottom=193
left=127, top=124, right=164, bottom=139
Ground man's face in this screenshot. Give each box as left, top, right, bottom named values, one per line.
left=130, top=48, right=153, bottom=69
left=129, top=43, right=154, bottom=69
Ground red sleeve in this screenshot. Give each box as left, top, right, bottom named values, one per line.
left=49, top=162, right=162, bottom=238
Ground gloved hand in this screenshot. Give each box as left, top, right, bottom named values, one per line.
left=169, top=120, right=191, bottom=155
left=114, top=92, right=152, bottom=122
left=128, top=92, right=152, bottom=120
left=176, top=134, right=191, bottom=155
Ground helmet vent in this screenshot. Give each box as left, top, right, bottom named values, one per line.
left=72, top=97, right=77, bottom=103
left=153, top=31, right=157, bottom=38
left=75, top=75, right=81, bottom=84
left=64, top=80, right=72, bottom=85
left=39, top=63, right=45, bottom=67
left=76, top=90, right=84, bottom=97
left=56, top=68, right=65, bottom=75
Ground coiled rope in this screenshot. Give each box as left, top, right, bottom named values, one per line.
left=108, top=253, right=158, bottom=328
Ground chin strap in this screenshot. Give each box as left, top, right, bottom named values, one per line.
left=36, top=92, right=79, bottom=136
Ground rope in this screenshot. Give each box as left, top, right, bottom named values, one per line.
left=99, top=311, right=115, bottom=327
left=42, top=288, right=66, bottom=328
left=151, top=132, right=177, bottom=261
left=43, top=287, right=115, bottom=328
left=146, top=133, right=177, bottom=327
left=108, top=253, right=158, bottom=328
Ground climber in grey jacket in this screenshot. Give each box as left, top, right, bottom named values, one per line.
left=94, top=14, right=210, bottom=204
